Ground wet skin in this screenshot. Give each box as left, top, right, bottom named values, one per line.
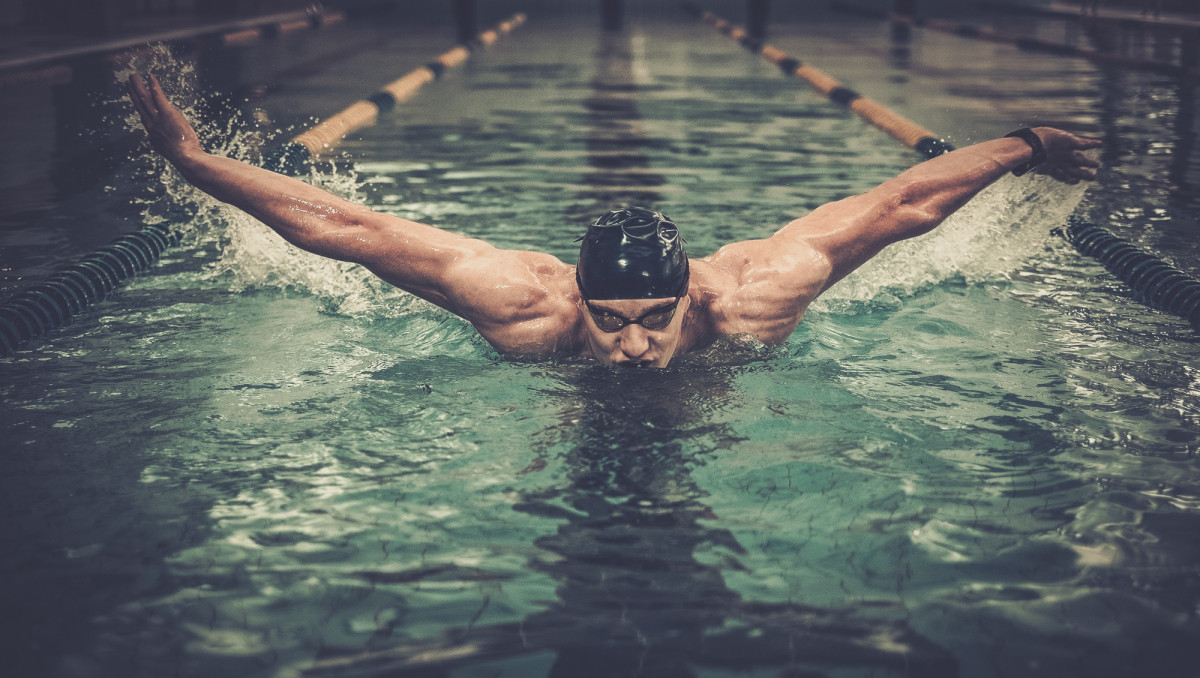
left=581, top=296, right=692, bottom=368
left=128, top=74, right=1102, bottom=369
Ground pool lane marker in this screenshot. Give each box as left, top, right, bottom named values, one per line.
left=980, top=1, right=1200, bottom=34
left=832, top=1, right=1196, bottom=80
left=681, top=3, right=954, bottom=159
left=682, top=3, right=1200, bottom=333
left=268, top=13, right=527, bottom=174
left=0, top=223, right=180, bottom=356
left=218, top=8, right=345, bottom=47
left=1061, top=218, right=1200, bottom=331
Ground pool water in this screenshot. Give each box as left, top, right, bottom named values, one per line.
left=2, top=8, right=1199, bottom=678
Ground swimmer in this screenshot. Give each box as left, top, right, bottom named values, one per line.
left=128, top=74, right=1101, bottom=368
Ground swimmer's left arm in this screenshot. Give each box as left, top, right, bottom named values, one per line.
left=702, top=128, right=1099, bottom=342
left=772, top=127, right=1101, bottom=291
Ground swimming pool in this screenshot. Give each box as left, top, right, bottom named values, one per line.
left=2, top=7, right=1199, bottom=677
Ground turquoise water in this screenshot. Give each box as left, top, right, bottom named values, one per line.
left=2, top=12, right=1199, bottom=678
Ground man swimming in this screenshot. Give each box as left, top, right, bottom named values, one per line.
left=128, top=74, right=1100, bottom=368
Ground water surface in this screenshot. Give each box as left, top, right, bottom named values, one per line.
left=1, top=10, right=1198, bottom=678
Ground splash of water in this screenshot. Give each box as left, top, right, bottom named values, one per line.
left=114, top=44, right=419, bottom=320
left=113, top=45, right=1091, bottom=324
left=815, top=172, right=1090, bottom=310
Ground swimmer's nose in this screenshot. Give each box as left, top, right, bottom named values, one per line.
left=616, top=324, right=652, bottom=363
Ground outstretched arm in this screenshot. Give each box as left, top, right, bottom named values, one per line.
left=774, top=127, right=1102, bottom=290
left=128, top=74, right=576, bottom=352
left=129, top=74, right=477, bottom=305
left=700, top=127, right=1100, bottom=344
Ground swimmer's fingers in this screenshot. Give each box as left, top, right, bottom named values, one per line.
left=146, top=74, right=174, bottom=117
left=127, top=73, right=202, bottom=157
left=1049, top=169, right=1088, bottom=185
left=1036, top=128, right=1102, bottom=183
left=1074, top=150, right=1101, bottom=168
left=1041, top=158, right=1097, bottom=184
left=1071, top=150, right=1100, bottom=180
left=127, top=75, right=156, bottom=126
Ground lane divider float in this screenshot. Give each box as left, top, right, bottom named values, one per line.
left=682, top=3, right=954, bottom=159
left=979, top=1, right=1200, bottom=32
left=0, top=223, right=179, bottom=356
left=267, top=12, right=526, bottom=174
left=218, top=7, right=345, bottom=47
left=0, top=6, right=346, bottom=87
left=1061, top=218, right=1200, bottom=330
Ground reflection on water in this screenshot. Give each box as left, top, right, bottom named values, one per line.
left=1, top=9, right=1200, bottom=678
left=306, top=365, right=956, bottom=677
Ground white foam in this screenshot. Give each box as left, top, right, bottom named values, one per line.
left=115, top=45, right=420, bottom=319
left=817, top=173, right=1090, bottom=307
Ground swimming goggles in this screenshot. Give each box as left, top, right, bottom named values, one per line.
left=584, top=296, right=683, bottom=332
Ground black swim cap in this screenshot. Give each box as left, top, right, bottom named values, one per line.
left=576, top=207, right=689, bottom=300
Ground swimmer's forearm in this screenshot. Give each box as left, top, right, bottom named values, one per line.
left=879, top=126, right=1099, bottom=239
left=172, top=149, right=372, bottom=253
left=775, top=127, right=1098, bottom=287
left=878, top=135, right=1035, bottom=235
left=171, top=148, right=494, bottom=308
left=778, top=135, right=1032, bottom=251
left=834, top=127, right=1091, bottom=243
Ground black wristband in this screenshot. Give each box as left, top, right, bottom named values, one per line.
left=1004, top=127, right=1046, bottom=177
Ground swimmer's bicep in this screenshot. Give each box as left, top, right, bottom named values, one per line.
left=711, top=277, right=813, bottom=344
left=766, top=190, right=926, bottom=286
left=343, top=218, right=571, bottom=330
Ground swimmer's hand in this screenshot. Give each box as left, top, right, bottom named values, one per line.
left=1032, top=127, right=1102, bottom=184
left=127, top=74, right=204, bottom=163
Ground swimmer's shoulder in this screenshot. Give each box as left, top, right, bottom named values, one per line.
left=679, top=262, right=734, bottom=351
left=683, top=256, right=818, bottom=347
left=461, top=250, right=584, bottom=355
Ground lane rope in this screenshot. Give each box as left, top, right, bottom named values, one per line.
left=682, top=2, right=1200, bottom=333
left=0, top=6, right=346, bottom=83
left=268, top=12, right=526, bottom=173
left=979, top=1, right=1200, bottom=32
left=682, top=3, right=954, bottom=159
left=218, top=7, right=345, bottom=47
left=1061, top=218, right=1200, bottom=330
left=0, top=223, right=180, bottom=356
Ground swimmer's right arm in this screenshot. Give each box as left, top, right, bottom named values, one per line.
left=127, top=74, right=564, bottom=326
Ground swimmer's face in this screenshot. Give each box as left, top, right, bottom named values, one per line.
left=581, top=295, right=690, bottom=368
